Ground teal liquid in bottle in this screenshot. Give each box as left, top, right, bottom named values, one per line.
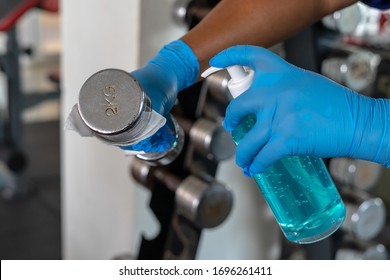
left=202, top=65, right=346, bottom=243
left=232, top=114, right=346, bottom=243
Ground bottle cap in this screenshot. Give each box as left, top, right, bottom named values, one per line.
left=202, top=65, right=254, bottom=98
left=78, top=69, right=145, bottom=135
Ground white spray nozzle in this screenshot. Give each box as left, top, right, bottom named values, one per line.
left=201, top=65, right=254, bottom=99
left=201, top=65, right=246, bottom=79
left=201, top=66, right=223, bottom=78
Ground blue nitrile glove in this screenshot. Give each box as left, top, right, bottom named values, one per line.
left=131, top=40, right=199, bottom=116
left=120, top=125, right=175, bottom=153
left=362, top=0, right=390, bottom=9
left=210, top=45, right=390, bottom=174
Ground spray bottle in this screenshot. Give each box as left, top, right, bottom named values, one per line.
left=202, top=65, right=346, bottom=243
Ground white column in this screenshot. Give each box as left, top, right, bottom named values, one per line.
left=61, top=0, right=140, bottom=259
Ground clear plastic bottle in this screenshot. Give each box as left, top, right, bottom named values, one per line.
left=202, top=66, right=346, bottom=243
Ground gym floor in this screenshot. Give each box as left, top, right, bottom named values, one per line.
left=0, top=43, right=61, bottom=259
left=0, top=120, right=61, bottom=259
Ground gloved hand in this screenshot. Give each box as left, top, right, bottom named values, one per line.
left=210, top=45, right=390, bottom=174
left=131, top=40, right=199, bottom=116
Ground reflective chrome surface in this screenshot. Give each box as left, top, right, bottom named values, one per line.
left=136, top=116, right=185, bottom=166
left=190, top=118, right=235, bottom=161
left=175, top=175, right=233, bottom=228
left=329, top=158, right=383, bottom=191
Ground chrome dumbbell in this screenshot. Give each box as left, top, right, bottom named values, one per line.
left=335, top=242, right=388, bottom=260
left=176, top=116, right=235, bottom=162
left=74, top=69, right=185, bottom=166
left=341, top=189, right=386, bottom=241
left=201, top=69, right=233, bottom=122
left=175, top=175, right=233, bottom=228
left=130, top=158, right=233, bottom=228
left=205, top=69, right=232, bottom=104
left=321, top=50, right=380, bottom=95
left=329, top=158, right=383, bottom=192
left=189, top=118, right=235, bottom=161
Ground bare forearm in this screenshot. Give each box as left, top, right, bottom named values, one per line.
left=182, top=0, right=358, bottom=72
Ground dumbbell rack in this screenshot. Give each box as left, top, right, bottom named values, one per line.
left=133, top=80, right=235, bottom=260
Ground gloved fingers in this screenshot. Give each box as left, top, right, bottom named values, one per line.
left=235, top=118, right=272, bottom=172
left=152, top=40, right=200, bottom=91
left=223, top=90, right=265, bottom=131
left=131, top=64, right=178, bottom=115
left=129, top=40, right=199, bottom=117
left=248, top=137, right=288, bottom=174
left=210, top=45, right=287, bottom=72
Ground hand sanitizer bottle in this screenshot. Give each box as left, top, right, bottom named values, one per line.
left=202, top=65, right=346, bottom=244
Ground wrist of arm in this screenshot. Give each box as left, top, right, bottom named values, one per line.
left=349, top=95, right=390, bottom=167
left=371, top=98, right=390, bottom=167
